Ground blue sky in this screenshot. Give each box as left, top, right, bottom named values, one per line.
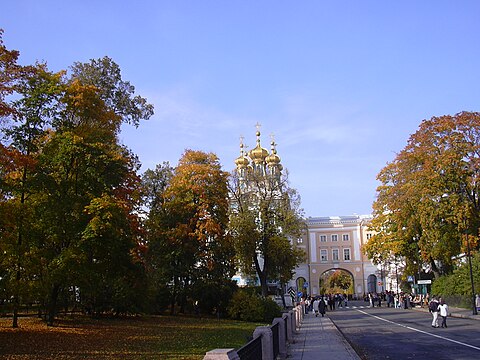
left=3, top=1, right=480, bottom=217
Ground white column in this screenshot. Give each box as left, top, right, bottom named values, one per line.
left=353, top=225, right=361, bottom=261
left=309, top=232, right=317, bottom=262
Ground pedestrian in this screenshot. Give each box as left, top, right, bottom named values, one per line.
left=328, top=294, right=335, bottom=311
left=312, top=297, right=320, bottom=317
left=428, top=296, right=439, bottom=328
left=304, top=297, right=310, bottom=315
left=386, top=291, right=392, bottom=308
left=368, top=293, right=374, bottom=307
left=437, top=297, right=449, bottom=328
left=318, top=296, right=326, bottom=317
left=476, top=294, right=480, bottom=312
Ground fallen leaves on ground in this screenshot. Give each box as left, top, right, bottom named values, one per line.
left=0, top=315, right=260, bottom=359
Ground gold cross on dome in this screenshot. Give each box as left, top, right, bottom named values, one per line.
left=270, top=133, right=275, bottom=143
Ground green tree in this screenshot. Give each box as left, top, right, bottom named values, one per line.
left=0, top=34, right=153, bottom=325
left=33, top=68, right=149, bottom=324
left=229, top=169, right=306, bottom=297
left=0, top=42, right=64, bottom=326
left=69, top=56, right=154, bottom=127
left=142, top=162, right=175, bottom=313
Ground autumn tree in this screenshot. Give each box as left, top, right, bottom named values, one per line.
left=365, top=112, right=480, bottom=278
left=0, top=30, right=23, bottom=326
left=229, top=168, right=306, bottom=297
left=30, top=58, right=153, bottom=324
left=0, top=34, right=64, bottom=326
left=0, top=36, right=154, bottom=325
left=143, top=151, right=236, bottom=314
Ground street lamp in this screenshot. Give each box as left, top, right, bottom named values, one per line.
left=395, top=259, right=399, bottom=295
left=465, top=231, right=478, bottom=316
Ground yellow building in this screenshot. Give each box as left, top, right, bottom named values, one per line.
left=293, top=215, right=379, bottom=298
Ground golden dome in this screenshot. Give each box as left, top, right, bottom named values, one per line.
left=266, top=141, right=281, bottom=165
left=235, top=143, right=250, bottom=168
left=249, top=130, right=269, bottom=163
left=235, top=154, right=250, bottom=167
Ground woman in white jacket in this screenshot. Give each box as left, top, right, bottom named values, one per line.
left=437, top=298, right=449, bottom=328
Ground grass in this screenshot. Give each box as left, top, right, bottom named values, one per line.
left=0, top=315, right=264, bottom=359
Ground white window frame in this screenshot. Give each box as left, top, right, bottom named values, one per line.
left=331, top=234, right=338, bottom=242
left=343, top=248, right=351, bottom=261
left=320, top=249, right=328, bottom=262
left=342, top=234, right=349, bottom=241
left=320, top=235, right=327, bottom=242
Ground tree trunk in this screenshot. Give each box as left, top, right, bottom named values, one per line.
left=170, top=276, right=177, bottom=315
left=254, top=257, right=268, bottom=297
left=12, top=298, right=19, bottom=328
left=47, top=284, right=60, bottom=326
left=280, top=282, right=287, bottom=309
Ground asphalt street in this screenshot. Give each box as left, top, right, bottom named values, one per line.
left=327, top=300, right=480, bottom=360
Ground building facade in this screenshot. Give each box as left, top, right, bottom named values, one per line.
left=292, top=215, right=380, bottom=298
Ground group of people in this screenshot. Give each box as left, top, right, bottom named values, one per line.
left=366, top=291, right=427, bottom=309
left=303, top=293, right=349, bottom=317
left=428, top=296, right=449, bottom=328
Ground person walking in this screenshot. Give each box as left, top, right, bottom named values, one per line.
left=476, top=294, right=480, bottom=313
left=428, top=296, right=439, bottom=328
left=312, top=297, right=320, bottom=317
left=438, top=298, right=449, bottom=328
left=318, top=296, right=326, bottom=317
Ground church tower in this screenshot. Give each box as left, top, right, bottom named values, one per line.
left=234, top=124, right=283, bottom=187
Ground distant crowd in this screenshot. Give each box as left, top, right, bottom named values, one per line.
left=300, top=290, right=435, bottom=316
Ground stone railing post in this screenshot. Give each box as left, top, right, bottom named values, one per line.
left=289, top=310, right=296, bottom=335
left=273, top=317, right=287, bottom=359
left=203, top=348, right=239, bottom=360
left=282, top=313, right=293, bottom=343
left=292, top=307, right=300, bottom=332
left=253, top=326, right=273, bottom=360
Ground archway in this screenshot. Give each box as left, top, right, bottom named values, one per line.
left=319, top=269, right=354, bottom=295
left=367, top=274, right=377, bottom=293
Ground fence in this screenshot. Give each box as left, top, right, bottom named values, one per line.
left=202, top=305, right=304, bottom=360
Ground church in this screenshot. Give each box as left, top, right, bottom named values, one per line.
left=233, top=128, right=382, bottom=299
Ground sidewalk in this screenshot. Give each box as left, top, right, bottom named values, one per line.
left=411, top=304, right=480, bottom=321
left=287, top=312, right=360, bottom=360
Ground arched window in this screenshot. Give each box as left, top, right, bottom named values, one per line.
left=296, top=277, right=307, bottom=295
left=367, top=274, right=377, bottom=293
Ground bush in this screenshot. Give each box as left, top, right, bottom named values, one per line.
left=431, top=253, right=480, bottom=309
left=227, top=289, right=281, bottom=323
left=192, top=280, right=237, bottom=316
left=262, top=296, right=282, bottom=322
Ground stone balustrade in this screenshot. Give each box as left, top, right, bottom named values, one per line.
left=203, top=304, right=304, bottom=360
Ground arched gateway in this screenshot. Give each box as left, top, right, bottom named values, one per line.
left=319, top=268, right=354, bottom=295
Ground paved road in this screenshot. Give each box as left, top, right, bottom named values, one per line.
left=327, top=300, right=480, bottom=360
